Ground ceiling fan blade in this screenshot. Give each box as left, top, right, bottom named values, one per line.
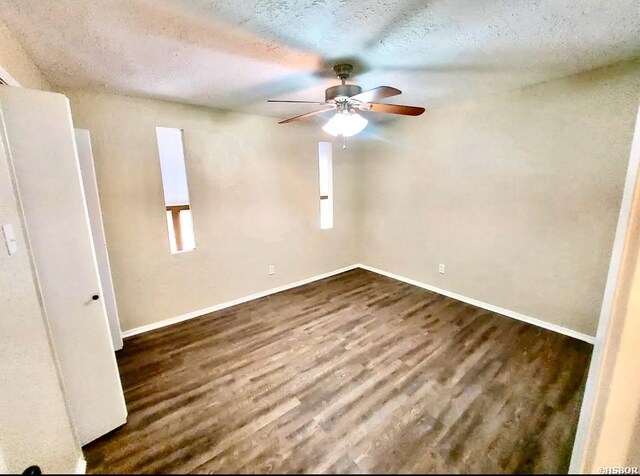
left=365, top=103, right=425, bottom=116
left=278, top=108, right=334, bottom=124
left=349, top=86, right=401, bottom=103
left=268, top=99, right=326, bottom=104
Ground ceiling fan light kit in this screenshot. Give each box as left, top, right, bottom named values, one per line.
left=322, top=110, right=368, bottom=137
left=268, top=63, right=426, bottom=147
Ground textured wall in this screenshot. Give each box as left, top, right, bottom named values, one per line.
left=63, top=59, right=640, bottom=336
left=0, top=123, right=81, bottom=473
left=358, top=59, right=640, bottom=336
left=64, top=90, right=359, bottom=331
left=0, top=19, right=49, bottom=89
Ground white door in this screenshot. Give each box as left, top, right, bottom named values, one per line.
left=75, top=129, right=123, bottom=351
left=0, top=88, right=127, bottom=445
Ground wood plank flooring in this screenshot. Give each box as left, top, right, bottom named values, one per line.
left=84, top=269, right=592, bottom=474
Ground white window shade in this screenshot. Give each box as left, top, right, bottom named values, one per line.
left=156, top=127, right=190, bottom=206
left=156, top=127, right=196, bottom=253
left=318, top=141, right=333, bottom=230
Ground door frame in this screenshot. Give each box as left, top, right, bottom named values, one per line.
left=0, top=93, right=83, bottom=454
left=569, top=105, right=640, bottom=471
left=0, top=87, right=127, bottom=445
left=75, top=128, right=124, bottom=350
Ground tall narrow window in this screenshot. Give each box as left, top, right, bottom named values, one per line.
left=318, top=141, right=333, bottom=230
left=156, top=127, right=196, bottom=253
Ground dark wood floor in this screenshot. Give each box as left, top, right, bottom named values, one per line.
left=84, top=269, right=592, bottom=474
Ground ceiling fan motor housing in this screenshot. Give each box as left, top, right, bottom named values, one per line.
left=325, top=84, right=362, bottom=102
left=271, top=62, right=425, bottom=124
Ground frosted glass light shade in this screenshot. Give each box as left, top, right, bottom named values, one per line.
left=322, top=113, right=343, bottom=137
left=323, top=111, right=368, bottom=137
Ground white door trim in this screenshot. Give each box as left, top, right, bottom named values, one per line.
left=75, top=128, right=123, bottom=351
left=0, top=65, right=20, bottom=87
left=569, top=105, right=640, bottom=472
left=0, top=88, right=127, bottom=446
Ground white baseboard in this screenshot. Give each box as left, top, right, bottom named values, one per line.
left=121, top=262, right=595, bottom=345
left=121, top=265, right=359, bottom=338
left=357, top=263, right=595, bottom=344
left=75, top=457, right=87, bottom=474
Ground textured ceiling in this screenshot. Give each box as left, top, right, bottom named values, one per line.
left=1, top=0, right=639, bottom=121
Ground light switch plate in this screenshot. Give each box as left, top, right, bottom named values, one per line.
left=2, top=223, right=18, bottom=255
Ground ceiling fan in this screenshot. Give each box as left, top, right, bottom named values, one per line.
left=268, top=64, right=425, bottom=145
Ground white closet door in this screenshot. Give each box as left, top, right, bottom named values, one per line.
left=0, top=88, right=127, bottom=445
left=75, top=129, right=123, bottom=351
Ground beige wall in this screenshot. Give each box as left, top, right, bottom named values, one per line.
left=358, top=59, right=640, bottom=336
left=1, top=11, right=639, bottom=469
left=63, top=90, right=359, bottom=331
left=0, top=20, right=50, bottom=90
left=0, top=123, right=81, bottom=473
left=64, top=60, right=640, bottom=337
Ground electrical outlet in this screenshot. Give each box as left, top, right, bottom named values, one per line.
left=268, top=265, right=275, bottom=275
left=438, top=264, right=446, bottom=274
